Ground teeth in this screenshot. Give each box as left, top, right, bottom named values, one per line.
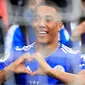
left=39, top=31, right=47, bottom=34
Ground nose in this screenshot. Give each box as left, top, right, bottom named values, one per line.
left=39, top=19, right=45, bottom=27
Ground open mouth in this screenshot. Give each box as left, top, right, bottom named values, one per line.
left=38, top=31, right=48, bottom=34
left=36, top=27, right=49, bottom=37
left=37, top=30, right=49, bottom=37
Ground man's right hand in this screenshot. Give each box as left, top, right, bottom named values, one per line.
left=4, top=53, right=34, bottom=74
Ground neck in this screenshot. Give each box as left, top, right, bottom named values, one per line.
left=35, top=39, right=59, bottom=58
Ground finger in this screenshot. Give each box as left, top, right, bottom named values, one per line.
left=32, top=70, right=39, bottom=76
left=25, top=68, right=32, bottom=75
left=17, top=68, right=32, bottom=75
left=32, top=68, right=45, bottom=76
left=13, top=53, right=32, bottom=66
left=15, top=65, right=32, bottom=75
left=33, top=52, right=52, bottom=73
left=22, top=53, right=34, bottom=62
left=34, top=52, right=50, bottom=67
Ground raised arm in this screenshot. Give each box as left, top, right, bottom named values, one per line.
left=0, top=53, right=33, bottom=83
left=32, top=52, right=85, bottom=85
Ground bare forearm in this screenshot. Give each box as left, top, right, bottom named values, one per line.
left=0, top=69, right=6, bottom=83
left=48, top=69, right=85, bottom=85
left=35, top=53, right=85, bottom=85
left=0, top=67, right=13, bottom=83
left=35, top=53, right=76, bottom=83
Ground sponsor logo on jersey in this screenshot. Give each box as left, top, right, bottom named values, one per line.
left=16, top=42, right=35, bottom=51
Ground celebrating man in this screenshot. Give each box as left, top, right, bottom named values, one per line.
left=0, top=1, right=85, bottom=85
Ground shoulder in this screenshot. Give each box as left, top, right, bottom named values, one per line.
left=59, top=44, right=82, bottom=61
left=60, top=44, right=81, bottom=55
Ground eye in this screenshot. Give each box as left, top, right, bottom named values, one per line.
left=45, top=16, right=54, bottom=22
left=45, top=18, right=53, bottom=22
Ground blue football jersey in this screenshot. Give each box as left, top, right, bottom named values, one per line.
left=24, top=43, right=82, bottom=85
left=0, top=42, right=84, bottom=85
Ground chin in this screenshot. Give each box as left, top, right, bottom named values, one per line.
left=36, top=36, right=50, bottom=44
left=39, top=39, right=54, bottom=45
left=37, top=39, right=48, bottom=44
left=39, top=41, right=47, bottom=44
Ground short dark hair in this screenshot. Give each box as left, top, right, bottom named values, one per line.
left=44, top=0, right=62, bottom=12
left=36, top=0, right=62, bottom=13
left=34, top=0, right=62, bottom=21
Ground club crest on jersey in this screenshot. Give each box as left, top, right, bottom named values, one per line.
left=53, top=65, right=65, bottom=72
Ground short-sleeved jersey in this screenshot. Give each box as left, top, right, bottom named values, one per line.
left=0, top=42, right=84, bottom=85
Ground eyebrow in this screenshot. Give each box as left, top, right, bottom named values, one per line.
left=45, top=15, right=54, bottom=20
left=34, top=14, right=54, bottom=19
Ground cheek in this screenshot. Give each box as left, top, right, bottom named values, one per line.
left=46, top=22, right=57, bottom=32
left=46, top=22, right=54, bottom=28
left=46, top=23, right=58, bottom=38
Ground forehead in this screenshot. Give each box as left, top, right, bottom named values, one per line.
left=35, top=5, right=57, bottom=17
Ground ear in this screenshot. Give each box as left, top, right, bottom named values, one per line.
left=57, top=22, right=63, bottom=32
